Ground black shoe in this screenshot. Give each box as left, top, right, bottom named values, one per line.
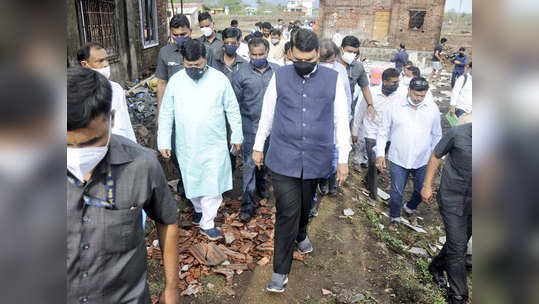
left=448, top=295, right=466, bottom=304
left=428, top=261, right=448, bottom=288
left=319, top=179, right=329, bottom=196
left=257, top=188, right=270, bottom=199
left=240, top=211, right=252, bottom=222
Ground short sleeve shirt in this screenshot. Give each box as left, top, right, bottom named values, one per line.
left=432, top=44, right=443, bottom=62
left=346, top=61, right=369, bottom=97
left=155, top=43, right=184, bottom=81
left=434, top=123, right=472, bottom=215
left=67, top=135, right=178, bottom=303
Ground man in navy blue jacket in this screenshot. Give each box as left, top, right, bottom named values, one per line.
left=391, top=43, right=409, bottom=72
left=451, top=47, right=468, bottom=88
left=253, top=29, right=351, bottom=292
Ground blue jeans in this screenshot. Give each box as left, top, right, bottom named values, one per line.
left=241, top=141, right=268, bottom=214
left=389, top=162, right=427, bottom=218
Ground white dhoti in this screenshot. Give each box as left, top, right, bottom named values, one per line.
left=191, top=195, right=223, bottom=230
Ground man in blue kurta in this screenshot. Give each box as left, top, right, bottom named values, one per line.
left=231, top=37, right=279, bottom=223
left=157, top=39, right=243, bottom=241
left=253, top=29, right=352, bottom=292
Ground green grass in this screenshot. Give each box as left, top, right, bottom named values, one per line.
left=365, top=209, right=406, bottom=252
left=200, top=274, right=227, bottom=300
left=363, top=205, right=447, bottom=303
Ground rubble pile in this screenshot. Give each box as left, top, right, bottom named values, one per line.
left=125, top=79, right=158, bottom=127
left=147, top=197, right=305, bottom=298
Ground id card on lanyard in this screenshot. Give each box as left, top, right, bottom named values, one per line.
left=67, top=169, right=116, bottom=209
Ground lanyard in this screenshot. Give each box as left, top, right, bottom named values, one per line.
left=68, top=168, right=116, bottom=209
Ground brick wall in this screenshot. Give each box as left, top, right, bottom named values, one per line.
left=388, top=0, right=446, bottom=51
left=320, top=0, right=445, bottom=51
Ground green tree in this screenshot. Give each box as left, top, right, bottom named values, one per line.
left=224, top=0, right=245, bottom=13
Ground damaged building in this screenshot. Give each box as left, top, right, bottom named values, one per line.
left=319, top=0, right=446, bottom=51
left=67, top=0, right=169, bottom=82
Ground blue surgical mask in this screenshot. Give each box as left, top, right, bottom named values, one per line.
left=224, top=44, right=239, bottom=56
left=175, top=37, right=190, bottom=47
left=252, top=57, right=268, bottom=69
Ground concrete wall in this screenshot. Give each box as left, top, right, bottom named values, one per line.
left=320, top=0, right=446, bottom=51
left=359, top=46, right=433, bottom=68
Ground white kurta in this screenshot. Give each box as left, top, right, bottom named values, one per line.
left=110, top=81, right=137, bottom=143
left=157, top=67, right=243, bottom=199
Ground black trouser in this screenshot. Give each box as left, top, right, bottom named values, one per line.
left=432, top=201, right=472, bottom=300
left=365, top=138, right=378, bottom=199
left=365, top=138, right=390, bottom=200
left=271, top=170, right=318, bottom=274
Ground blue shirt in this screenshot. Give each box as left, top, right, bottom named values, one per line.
left=391, top=49, right=409, bottom=71
left=231, top=62, right=279, bottom=142
left=453, top=53, right=468, bottom=73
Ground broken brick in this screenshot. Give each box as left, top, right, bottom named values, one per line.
left=257, top=256, right=270, bottom=266
left=189, top=243, right=208, bottom=265
left=217, top=244, right=245, bottom=260
left=240, top=230, right=258, bottom=240
left=205, top=243, right=227, bottom=266
left=224, top=231, right=236, bottom=244
left=293, top=251, right=305, bottom=262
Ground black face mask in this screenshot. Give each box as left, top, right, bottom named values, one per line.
left=186, top=66, right=205, bottom=81
left=294, top=61, right=317, bottom=77
left=382, top=83, right=399, bottom=96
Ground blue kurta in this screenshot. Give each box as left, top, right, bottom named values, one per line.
left=157, top=66, right=243, bottom=199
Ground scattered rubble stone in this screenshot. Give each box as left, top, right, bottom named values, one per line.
left=147, top=196, right=277, bottom=296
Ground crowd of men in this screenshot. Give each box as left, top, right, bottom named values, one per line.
left=67, top=12, right=472, bottom=304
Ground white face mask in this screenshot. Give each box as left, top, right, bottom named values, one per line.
left=92, top=66, right=110, bottom=79
left=201, top=27, right=213, bottom=37
left=341, top=51, right=356, bottom=65
left=408, top=95, right=423, bottom=107
left=67, top=120, right=111, bottom=182
left=271, top=38, right=280, bottom=45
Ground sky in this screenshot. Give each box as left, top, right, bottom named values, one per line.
left=243, top=0, right=472, bottom=13
left=444, top=0, right=472, bottom=13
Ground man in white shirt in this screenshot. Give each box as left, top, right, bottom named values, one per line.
left=376, top=77, right=442, bottom=230
left=268, top=28, right=286, bottom=65
left=353, top=68, right=401, bottom=206
left=450, top=62, right=472, bottom=117
left=77, top=42, right=137, bottom=143
left=253, top=29, right=351, bottom=292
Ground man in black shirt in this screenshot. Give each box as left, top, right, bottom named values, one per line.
left=429, top=37, right=447, bottom=85
left=421, top=122, right=472, bottom=304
